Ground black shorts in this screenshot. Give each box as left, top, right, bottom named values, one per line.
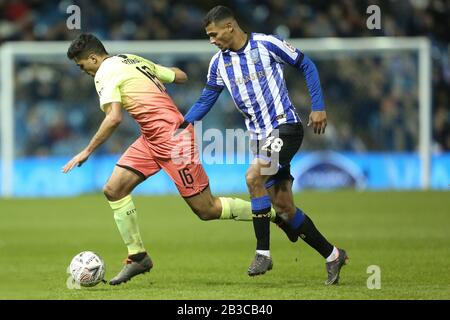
left=250, top=123, right=304, bottom=188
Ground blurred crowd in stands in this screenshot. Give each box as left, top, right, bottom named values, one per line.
left=1, top=0, right=449, bottom=156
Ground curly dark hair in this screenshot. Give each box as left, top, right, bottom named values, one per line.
left=67, top=33, right=108, bottom=60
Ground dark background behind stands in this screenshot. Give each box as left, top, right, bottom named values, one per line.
left=1, top=0, right=448, bottom=157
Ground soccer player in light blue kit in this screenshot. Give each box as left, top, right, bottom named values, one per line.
left=184, top=6, right=348, bottom=284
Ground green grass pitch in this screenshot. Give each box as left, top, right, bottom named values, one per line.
left=0, top=191, right=449, bottom=300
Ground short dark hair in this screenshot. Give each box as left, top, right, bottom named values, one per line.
left=203, top=5, right=235, bottom=27
left=67, top=33, right=108, bottom=60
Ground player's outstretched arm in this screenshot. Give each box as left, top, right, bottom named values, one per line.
left=184, top=87, right=222, bottom=123
left=62, top=102, right=122, bottom=173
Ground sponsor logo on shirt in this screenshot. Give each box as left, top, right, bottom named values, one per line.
left=229, top=70, right=266, bottom=87
left=249, top=48, right=260, bottom=63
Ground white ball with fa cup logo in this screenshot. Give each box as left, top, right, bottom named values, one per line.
left=69, top=251, right=105, bottom=287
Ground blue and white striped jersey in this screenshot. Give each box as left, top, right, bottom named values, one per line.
left=206, top=32, right=303, bottom=139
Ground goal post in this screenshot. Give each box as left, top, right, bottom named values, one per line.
left=0, top=37, right=431, bottom=196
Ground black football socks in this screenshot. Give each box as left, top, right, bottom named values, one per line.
left=251, top=195, right=272, bottom=251
left=291, top=208, right=333, bottom=258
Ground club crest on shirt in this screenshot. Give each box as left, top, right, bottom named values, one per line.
left=249, top=48, right=260, bottom=64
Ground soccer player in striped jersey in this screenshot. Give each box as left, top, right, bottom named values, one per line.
left=184, top=6, right=348, bottom=284
left=62, top=33, right=283, bottom=285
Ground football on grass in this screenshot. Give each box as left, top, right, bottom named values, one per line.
left=69, top=251, right=105, bottom=287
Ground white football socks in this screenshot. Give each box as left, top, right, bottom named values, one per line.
left=326, top=246, right=339, bottom=262
left=256, top=250, right=271, bottom=258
